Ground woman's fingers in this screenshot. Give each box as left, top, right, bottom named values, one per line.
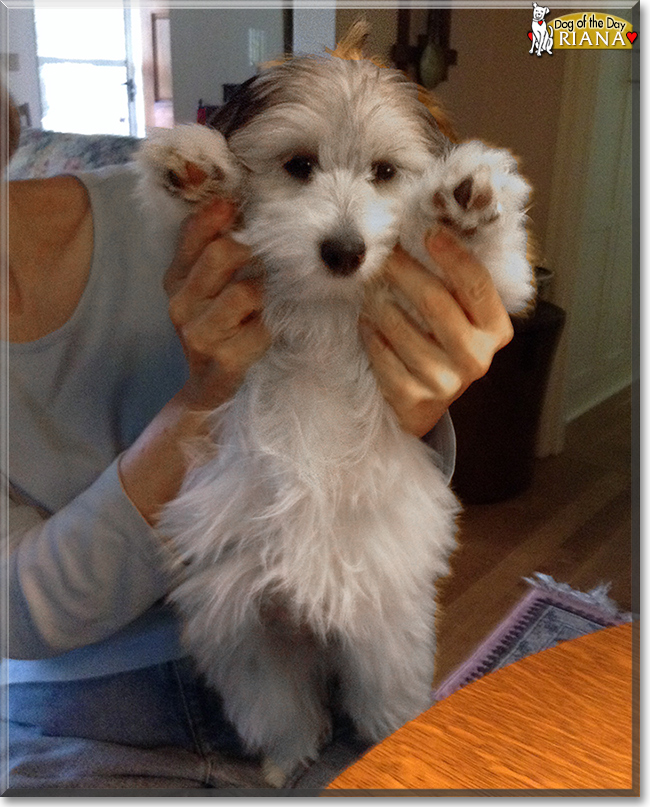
left=385, top=237, right=513, bottom=374
left=362, top=230, right=515, bottom=437
left=163, top=199, right=238, bottom=296
left=180, top=278, right=268, bottom=363
left=168, top=237, right=252, bottom=328
left=363, top=300, right=464, bottom=401
left=163, top=201, right=270, bottom=411
left=359, top=319, right=449, bottom=437
left=425, top=229, right=513, bottom=344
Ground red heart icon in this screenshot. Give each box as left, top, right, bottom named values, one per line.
left=627, top=31, right=637, bottom=43
left=528, top=31, right=533, bottom=40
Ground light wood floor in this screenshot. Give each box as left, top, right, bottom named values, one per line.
left=434, top=385, right=634, bottom=686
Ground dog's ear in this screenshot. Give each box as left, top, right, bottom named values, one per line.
left=417, top=86, right=456, bottom=143
left=206, top=76, right=266, bottom=138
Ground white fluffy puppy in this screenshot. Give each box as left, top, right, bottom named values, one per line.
left=139, top=50, right=533, bottom=785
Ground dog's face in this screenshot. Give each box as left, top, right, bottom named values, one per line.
left=532, top=3, right=549, bottom=21
left=215, top=58, right=446, bottom=303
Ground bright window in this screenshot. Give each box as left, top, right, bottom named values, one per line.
left=34, top=6, right=142, bottom=136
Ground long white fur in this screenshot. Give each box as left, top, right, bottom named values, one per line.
left=140, top=56, right=534, bottom=783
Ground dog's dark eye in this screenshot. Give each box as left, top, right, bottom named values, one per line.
left=283, top=155, right=318, bottom=181
left=372, top=162, right=397, bottom=183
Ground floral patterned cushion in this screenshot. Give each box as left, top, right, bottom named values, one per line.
left=7, top=128, right=142, bottom=180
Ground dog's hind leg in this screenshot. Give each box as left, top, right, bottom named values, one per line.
left=201, top=613, right=332, bottom=786
left=332, top=599, right=437, bottom=744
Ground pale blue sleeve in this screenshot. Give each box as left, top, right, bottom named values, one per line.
left=6, top=458, right=175, bottom=660
left=6, top=416, right=456, bottom=661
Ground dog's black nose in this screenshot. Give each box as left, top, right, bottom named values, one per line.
left=320, top=234, right=366, bottom=277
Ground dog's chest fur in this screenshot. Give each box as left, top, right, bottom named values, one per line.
left=171, top=297, right=457, bottom=635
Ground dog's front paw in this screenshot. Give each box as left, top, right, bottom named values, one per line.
left=432, top=141, right=529, bottom=240
left=403, top=141, right=535, bottom=313
left=138, top=123, right=242, bottom=207
left=433, top=169, right=499, bottom=239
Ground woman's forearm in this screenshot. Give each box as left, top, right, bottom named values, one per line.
left=118, top=393, right=210, bottom=526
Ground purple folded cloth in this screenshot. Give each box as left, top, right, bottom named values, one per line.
left=433, top=573, right=633, bottom=702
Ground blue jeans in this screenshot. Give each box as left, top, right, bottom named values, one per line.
left=4, top=657, right=370, bottom=793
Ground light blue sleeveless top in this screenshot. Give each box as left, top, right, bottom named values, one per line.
left=6, top=165, right=188, bottom=682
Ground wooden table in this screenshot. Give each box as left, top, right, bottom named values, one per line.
left=325, top=623, right=637, bottom=794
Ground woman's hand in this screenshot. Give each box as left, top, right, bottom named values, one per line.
left=360, top=228, right=514, bottom=438
left=165, top=199, right=271, bottom=411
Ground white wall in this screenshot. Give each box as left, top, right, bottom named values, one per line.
left=4, top=7, right=42, bottom=128
left=168, top=8, right=284, bottom=124
left=536, top=45, right=634, bottom=453
left=561, top=49, right=633, bottom=421
left=293, top=8, right=335, bottom=56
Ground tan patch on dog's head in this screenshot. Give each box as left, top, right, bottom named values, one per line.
left=263, top=18, right=457, bottom=143
left=326, top=18, right=457, bottom=142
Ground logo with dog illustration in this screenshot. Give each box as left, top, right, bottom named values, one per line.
left=529, top=3, right=553, bottom=56
left=528, top=4, right=637, bottom=52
